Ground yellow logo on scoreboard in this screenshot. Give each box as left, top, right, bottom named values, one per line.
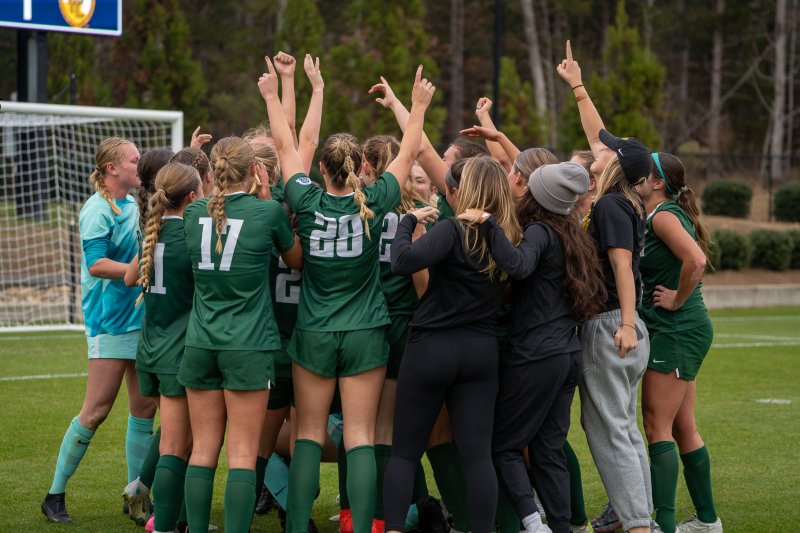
left=59, top=0, right=96, bottom=28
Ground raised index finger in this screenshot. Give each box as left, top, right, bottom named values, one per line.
left=566, top=40, right=573, bottom=61
left=415, top=65, right=423, bottom=85
left=264, top=55, right=276, bottom=75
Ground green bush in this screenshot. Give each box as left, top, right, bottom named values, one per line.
left=748, top=230, right=793, bottom=271
left=702, top=180, right=752, bottom=218
left=710, top=229, right=751, bottom=270
left=773, top=180, right=800, bottom=222
left=787, top=230, right=800, bottom=269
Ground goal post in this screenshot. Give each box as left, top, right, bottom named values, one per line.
left=0, top=102, right=184, bottom=331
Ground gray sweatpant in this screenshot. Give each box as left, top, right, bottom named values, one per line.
left=579, top=308, right=652, bottom=531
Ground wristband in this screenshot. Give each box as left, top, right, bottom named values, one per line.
left=571, top=84, right=584, bottom=91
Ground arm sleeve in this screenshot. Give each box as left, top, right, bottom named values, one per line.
left=592, top=196, right=634, bottom=252
left=479, top=218, right=549, bottom=280
left=391, top=214, right=455, bottom=275
left=82, top=236, right=111, bottom=268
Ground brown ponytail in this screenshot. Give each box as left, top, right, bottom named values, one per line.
left=136, top=148, right=174, bottom=228
left=208, top=137, right=255, bottom=253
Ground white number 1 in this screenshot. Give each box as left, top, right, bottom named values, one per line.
left=198, top=217, right=244, bottom=271
left=149, top=243, right=167, bottom=294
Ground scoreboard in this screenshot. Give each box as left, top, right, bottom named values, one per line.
left=0, top=0, right=122, bottom=36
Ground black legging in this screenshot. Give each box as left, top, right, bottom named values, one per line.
left=383, top=327, right=499, bottom=533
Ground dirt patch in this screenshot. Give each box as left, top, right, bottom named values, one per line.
left=703, top=269, right=800, bottom=286
left=702, top=214, right=800, bottom=235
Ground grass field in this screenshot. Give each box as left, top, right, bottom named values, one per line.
left=1, top=306, right=798, bottom=533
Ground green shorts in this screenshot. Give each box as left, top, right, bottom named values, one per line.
left=86, top=330, right=140, bottom=360
left=386, top=314, right=412, bottom=380
left=179, top=347, right=275, bottom=391
left=138, top=369, right=185, bottom=398
left=289, top=326, right=389, bottom=378
left=647, top=319, right=714, bottom=381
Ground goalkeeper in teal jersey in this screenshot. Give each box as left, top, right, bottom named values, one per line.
left=122, top=162, right=203, bottom=533
left=179, top=136, right=302, bottom=533
left=42, top=138, right=158, bottom=525
left=259, top=56, right=436, bottom=533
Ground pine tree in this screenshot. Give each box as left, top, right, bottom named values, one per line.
left=47, top=34, right=112, bottom=106
left=498, top=56, right=545, bottom=148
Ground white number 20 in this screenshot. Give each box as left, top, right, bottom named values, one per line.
left=309, top=213, right=363, bottom=258
left=198, top=217, right=244, bottom=271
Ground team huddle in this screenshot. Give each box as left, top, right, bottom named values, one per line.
left=40, top=42, right=722, bottom=533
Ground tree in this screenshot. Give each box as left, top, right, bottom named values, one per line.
left=47, top=33, right=112, bottom=106
left=771, top=0, right=789, bottom=182
left=519, top=0, right=547, bottom=137
left=708, top=0, right=725, bottom=177
left=499, top=56, right=544, bottom=148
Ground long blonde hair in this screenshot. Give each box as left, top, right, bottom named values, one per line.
left=321, top=133, right=375, bottom=237
left=251, top=142, right=281, bottom=190
left=208, top=137, right=255, bottom=253
left=136, top=163, right=200, bottom=305
left=595, top=158, right=644, bottom=218
left=90, top=137, right=135, bottom=215
left=456, top=156, right=522, bottom=280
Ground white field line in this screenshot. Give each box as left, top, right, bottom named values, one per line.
left=715, top=333, right=800, bottom=341
left=0, top=372, right=87, bottom=382
left=713, top=315, right=799, bottom=322
left=711, top=341, right=800, bottom=349
left=0, top=334, right=83, bottom=342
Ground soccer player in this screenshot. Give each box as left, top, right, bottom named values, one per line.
left=41, top=138, right=156, bottom=524
left=179, top=136, right=302, bottom=533
left=258, top=58, right=435, bottom=533
left=171, top=147, right=215, bottom=197
left=636, top=153, right=722, bottom=533
left=124, top=162, right=204, bottom=533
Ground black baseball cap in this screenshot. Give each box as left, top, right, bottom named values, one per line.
left=599, top=129, right=653, bottom=183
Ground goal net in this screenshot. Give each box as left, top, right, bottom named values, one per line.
left=0, top=102, right=183, bottom=331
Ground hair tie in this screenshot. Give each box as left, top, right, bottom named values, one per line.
left=677, top=186, right=689, bottom=197
left=157, top=188, right=166, bottom=194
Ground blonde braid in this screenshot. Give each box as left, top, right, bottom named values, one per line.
left=345, top=155, right=375, bottom=239
left=90, top=169, right=122, bottom=215
left=207, top=167, right=228, bottom=254
left=135, top=190, right=168, bottom=305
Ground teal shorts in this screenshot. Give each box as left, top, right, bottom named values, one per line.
left=86, top=330, right=140, bottom=360
left=386, top=314, right=412, bottom=380
left=289, top=327, right=388, bottom=378
left=138, top=369, right=185, bottom=398
left=647, top=319, right=714, bottom=381
left=179, top=347, right=276, bottom=391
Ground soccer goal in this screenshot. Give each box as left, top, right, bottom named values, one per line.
left=0, top=102, right=183, bottom=331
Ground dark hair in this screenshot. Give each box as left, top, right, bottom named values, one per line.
left=654, top=152, right=710, bottom=258
left=450, top=138, right=489, bottom=160
left=516, top=193, right=607, bottom=321
left=136, top=148, right=174, bottom=227
left=170, top=147, right=210, bottom=179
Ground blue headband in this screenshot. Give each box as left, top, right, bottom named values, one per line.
left=651, top=152, right=675, bottom=195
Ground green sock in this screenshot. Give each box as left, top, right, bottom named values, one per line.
left=184, top=465, right=215, bottom=533
left=413, top=460, right=429, bottom=501
left=266, top=453, right=290, bottom=510
left=427, top=443, right=471, bottom=532
left=153, top=455, right=187, bottom=532
left=255, top=456, right=268, bottom=503
left=224, top=468, right=256, bottom=533
left=564, top=440, right=587, bottom=526
left=287, top=439, right=322, bottom=533
left=139, top=426, right=161, bottom=489
left=177, top=498, right=187, bottom=524
left=649, top=441, right=679, bottom=533
left=347, top=446, right=377, bottom=533
left=374, top=444, right=391, bottom=520
left=126, top=414, right=154, bottom=483
left=495, top=489, right=521, bottom=533
left=337, top=443, right=350, bottom=510
left=681, top=446, right=718, bottom=524
left=49, top=416, right=95, bottom=494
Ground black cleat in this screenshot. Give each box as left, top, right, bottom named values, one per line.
left=42, top=493, right=73, bottom=524
left=254, top=484, right=277, bottom=515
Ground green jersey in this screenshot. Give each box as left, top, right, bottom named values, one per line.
left=269, top=251, right=301, bottom=340
left=183, top=193, right=296, bottom=350
left=284, top=172, right=401, bottom=331
left=270, top=180, right=285, bottom=204
left=378, top=202, right=426, bottom=316
left=436, top=194, right=455, bottom=222
left=137, top=217, right=194, bottom=373
left=638, top=200, right=708, bottom=334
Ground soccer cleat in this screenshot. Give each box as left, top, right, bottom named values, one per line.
left=41, top=493, right=73, bottom=524
left=676, top=515, right=723, bottom=533
left=255, top=484, right=277, bottom=515
left=339, top=509, right=354, bottom=533
left=590, top=503, right=621, bottom=533
left=122, top=476, right=152, bottom=526
left=145, top=514, right=154, bottom=532
left=569, top=522, right=594, bottom=533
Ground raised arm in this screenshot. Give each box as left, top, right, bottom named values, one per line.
left=370, top=76, right=448, bottom=194
left=556, top=40, right=606, bottom=156
left=274, top=51, right=298, bottom=148
left=475, top=98, right=512, bottom=171
left=459, top=125, right=520, bottom=166
left=298, top=54, right=324, bottom=175
left=384, top=66, right=436, bottom=190
left=259, top=56, right=304, bottom=182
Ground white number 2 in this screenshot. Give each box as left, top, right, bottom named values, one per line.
left=309, top=212, right=363, bottom=258
left=275, top=257, right=301, bottom=304
left=198, top=217, right=244, bottom=271
left=379, top=212, right=399, bottom=262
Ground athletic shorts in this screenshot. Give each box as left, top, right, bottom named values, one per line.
left=386, top=314, right=412, bottom=380
left=138, top=369, right=185, bottom=398
left=289, top=326, right=388, bottom=378
left=86, top=330, right=140, bottom=360
left=647, top=319, right=714, bottom=381
left=178, top=347, right=275, bottom=391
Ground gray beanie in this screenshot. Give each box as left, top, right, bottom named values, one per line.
left=528, top=162, right=590, bottom=215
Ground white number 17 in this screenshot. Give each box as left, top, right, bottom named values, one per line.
left=198, top=217, right=244, bottom=271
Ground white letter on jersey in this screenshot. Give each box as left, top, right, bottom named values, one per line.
left=149, top=243, right=167, bottom=294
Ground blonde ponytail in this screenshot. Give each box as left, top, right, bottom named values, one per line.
left=208, top=137, right=255, bottom=253
left=90, top=168, right=122, bottom=215
left=344, top=155, right=375, bottom=238
left=91, top=137, right=136, bottom=215
left=136, top=189, right=168, bottom=305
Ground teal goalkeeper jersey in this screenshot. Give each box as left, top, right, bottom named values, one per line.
left=183, top=193, right=296, bottom=350
left=283, top=172, right=401, bottom=331
left=137, top=217, right=193, bottom=373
